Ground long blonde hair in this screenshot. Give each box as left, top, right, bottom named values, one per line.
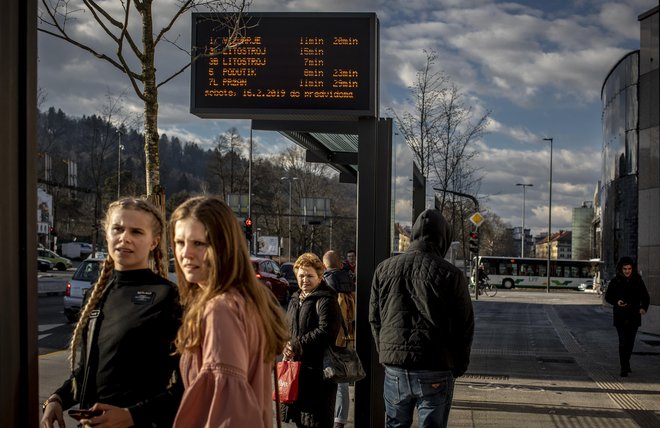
left=68, top=197, right=168, bottom=377
left=171, top=196, right=288, bottom=361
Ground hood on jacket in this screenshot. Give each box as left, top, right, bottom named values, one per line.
left=407, top=209, right=452, bottom=258
left=616, top=256, right=637, bottom=276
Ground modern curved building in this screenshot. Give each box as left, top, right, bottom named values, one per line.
left=600, top=51, right=639, bottom=281
left=600, top=6, right=659, bottom=334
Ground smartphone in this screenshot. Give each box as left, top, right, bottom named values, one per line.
left=68, top=409, right=103, bottom=420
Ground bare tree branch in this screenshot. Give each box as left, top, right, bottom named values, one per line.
left=38, top=0, right=250, bottom=196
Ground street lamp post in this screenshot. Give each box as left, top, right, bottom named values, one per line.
left=543, top=137, right=553, bottom=293
left=516, top=183, right=533, bottom=257
left=281, top=176, right=298, bottom=262
left=117, top=131, right=123, bottom=199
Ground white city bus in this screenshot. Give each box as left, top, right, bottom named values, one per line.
left=478, top=256, right=599, bottom=290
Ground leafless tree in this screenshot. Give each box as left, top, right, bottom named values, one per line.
left=392, top=49, right=490, bottom=251
left=432, top=82, right=490, bottom=212
left=390, top=50, right=448, bottom=178
left=38, top=0, right=249, bottom=198
left=208, top=127, right=249, bottom=198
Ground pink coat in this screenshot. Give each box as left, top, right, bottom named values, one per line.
left=174, top=290, right=272, bottom=427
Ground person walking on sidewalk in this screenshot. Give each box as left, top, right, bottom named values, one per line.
left=170, top=196, right=288, bottom=427
left=41, top=197, right=182, bottom=428
left=370, top=208, right=475, bottom=428
left=323, top=250, right=356, bottom=428
left=605, top=256, right=650, bottom=377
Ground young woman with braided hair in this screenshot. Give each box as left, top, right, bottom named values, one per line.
left=41, top=197, right=182, bottom=428
left=169, top=196, right=288, bottom=427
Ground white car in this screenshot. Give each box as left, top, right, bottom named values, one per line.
left=63, top=257, right=104, bottom=322
left=578, top=279, right=594, bottom=292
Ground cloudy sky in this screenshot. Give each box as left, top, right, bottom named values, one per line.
left=37, top=0, right=656, bottom=235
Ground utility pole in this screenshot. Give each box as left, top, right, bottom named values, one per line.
left=543, top=137, right=553, bottom=293
left=281, top=176, right=298, bottom=261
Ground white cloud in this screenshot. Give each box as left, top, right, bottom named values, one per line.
left=36, top=0, right=657, bottom=237
left=473, top=141, right=600, bottom=233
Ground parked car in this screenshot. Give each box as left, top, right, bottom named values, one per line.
left=87, top=251, right=108, bottom=259
left=251, top=257, right=289, bottom=306
left=578, top=279, right=594, bottom=292
left=38, top=248, right=73, bottom=271
left=279, top=262, right=299, bottom=298
left=63, top=257, right=103, bottom=322
left=37, top=258, right=53, bottom=273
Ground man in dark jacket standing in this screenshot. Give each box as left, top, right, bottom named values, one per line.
left=370, top=209, right=474, bottom=428
left=605, top=256, right=650, bottom=377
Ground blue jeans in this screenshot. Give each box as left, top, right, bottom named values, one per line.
left=334, top=382, right=349, bottom=424
left=383, top=366, right=455, bottom=428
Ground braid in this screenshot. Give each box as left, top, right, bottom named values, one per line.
left=68, top=257, right=114, bottom=384
left=147, top=202, right=168, bottom=279
left=152, top=243, right=167, bottom=279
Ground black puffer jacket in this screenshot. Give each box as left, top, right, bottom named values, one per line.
left=605, top=257, right=650, bottom=327
left=370, top=209, right=474, bottom=377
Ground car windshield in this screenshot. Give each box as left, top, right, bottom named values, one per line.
left=73, top=261, right=101, bottom=282
left=280, top=264, right=295, bottom=280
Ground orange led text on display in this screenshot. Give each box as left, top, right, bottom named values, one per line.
left=202, top=32, right=362, bottom=101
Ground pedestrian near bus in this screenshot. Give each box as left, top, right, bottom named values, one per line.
left=322, top=250, right=356, bottom=428
left=370, top=208, right=475, bottom=428
left=605, top=256, right=650, bottom=377
left=282, top=252, right=343, bottom=428
left=170, top=196, right=288, bottom=427
left=40, top=197, right=182, bottom=428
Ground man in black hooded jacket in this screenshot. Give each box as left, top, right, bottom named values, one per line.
left=370, top=209, right=474, bottom=428
left=605, top=256, right=650, bottom=377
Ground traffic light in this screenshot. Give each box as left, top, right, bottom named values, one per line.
left=244, top=218, right=253, bottom=241
left=468, top=231, right=479, bottom=254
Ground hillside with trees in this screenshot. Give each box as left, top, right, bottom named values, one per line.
left=36, top=107, right=357, bottom=259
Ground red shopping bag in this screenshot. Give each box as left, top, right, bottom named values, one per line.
left=272, top=361, right=301, bottom=404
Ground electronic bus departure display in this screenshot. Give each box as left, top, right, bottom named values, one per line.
left=190, top=13, right=378, bottom=119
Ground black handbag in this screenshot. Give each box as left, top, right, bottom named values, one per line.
left=322, top=320, right=365, bottom=383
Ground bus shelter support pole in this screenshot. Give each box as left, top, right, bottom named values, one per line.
left=355, top=117, right=391, bottom=428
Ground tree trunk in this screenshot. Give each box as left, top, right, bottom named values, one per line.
left=142, top=2, right=160, bottom=197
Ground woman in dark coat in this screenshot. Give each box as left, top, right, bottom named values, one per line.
left=282, top=252, right=342, bottom=428
left=605, top=256, right=650, bottom=377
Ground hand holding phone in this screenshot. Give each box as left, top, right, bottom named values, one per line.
left=68, top=408, right=103, bottom=420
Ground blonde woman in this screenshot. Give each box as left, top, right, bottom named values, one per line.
left=41, top=197, right=181, bottom=428
left=281, top=253, right=342, bottom=428
left=170, top=196, right=288, bottom=427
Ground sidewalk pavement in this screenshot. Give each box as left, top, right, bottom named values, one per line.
left=39, top=290, right=660, bottom=427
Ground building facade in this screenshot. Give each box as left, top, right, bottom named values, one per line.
left=599, top=6, right=658, bottom=335
left=600, top=50, right=640, bottom=280
left=636, top=7, right=659, bottom=335
left=535, top=230, right=572, bottom=260
left=511, top=226, right=534, bottom=257
left=572, top=203, right=594, bottom=260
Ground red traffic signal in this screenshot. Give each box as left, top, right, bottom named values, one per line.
left=244, top=218, right=253, bottom=227
left=469, top=231, right=479, bottom=253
